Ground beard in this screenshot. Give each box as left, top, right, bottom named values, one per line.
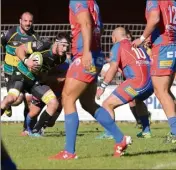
left=20, top=24, right=32, bottom=33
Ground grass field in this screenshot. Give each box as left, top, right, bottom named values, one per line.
left=2, top=122, right=176, bottom=169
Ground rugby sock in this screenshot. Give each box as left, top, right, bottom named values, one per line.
left=26, top=114, right=32, bottom=133
left=139, top=115, right=150, bottom=133
left=33, top=110, right=52, bottom=133
left=130, top=106, right=141, bottom=124
left=64, top=112, right=79, bottom=154
left=103, top=116, right=115, bottom=136
left=30, top=115, right=38, bottom=129
left=168, top=116, right=176, bottom=136
left=23, top=107, right=29, bottom=130
left=1, top=109, right=5, bottom=115
left=94, top=107, right=124, bottom=143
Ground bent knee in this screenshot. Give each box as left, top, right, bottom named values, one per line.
left=48, top=98, right=59, bottom=109
left=102, top=100, right=111, bottom=110
left=6, top=95, right=17, bottom=104
left=12, top=95, right=24, bottom=106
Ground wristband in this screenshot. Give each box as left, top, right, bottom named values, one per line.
left=140, top=35, right=146, bottom=43
left=23, top=58, right=28, bottom=65
left=100, top=81, right=109, bottom=89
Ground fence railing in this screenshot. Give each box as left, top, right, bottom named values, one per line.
left=1, top=23, right=146, bottom=86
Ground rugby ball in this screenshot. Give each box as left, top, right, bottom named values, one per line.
left=28, top=52, right=43, bottom=73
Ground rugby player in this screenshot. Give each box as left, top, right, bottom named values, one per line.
left=1, top=12, right=40, bottom=135
left=132, top=0, right=176, bottom=143
left=0, top=33, right=70, bottom=136
left=26, top=53, right=71, bottom=136
left=15, top=32, right=71, bottom=136
left=96, top=29, right=152, bottom=139
left=94, top=27, right=154, bottom=156
left=49, top=0, right=133, bottom=160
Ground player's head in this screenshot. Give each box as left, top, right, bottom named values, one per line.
left=54, top=32, right=71, bottom=56
left=112, top=27, right=127, bottom=43
left=19, top=12, right=33, bottom=33
left=125, top=28, right=133, bottom=41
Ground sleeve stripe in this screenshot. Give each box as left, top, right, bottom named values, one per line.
left=26, top=42, right=33, bottom=54
left=7, top=32, right=18, bottom=43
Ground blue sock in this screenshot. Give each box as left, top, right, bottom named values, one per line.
left=139, top=115, right=150, bottom=133
left=64, top=112, right=79, bottom=154
left=104, top=116, right=115, bottom=135
left=168, top=116, right=176, bottom=136
left=26, top=114, right=32, bottom=133
left=94, top=107, right=124, bottom=143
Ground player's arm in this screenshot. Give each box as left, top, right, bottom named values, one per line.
left=97, top=44, right=120, bottom=99
left=16, top=41, right=40, bottom=71
left=77, top=11, right=92, bottom=55
left=96, top=61, right=118, bottom=99
left=103, top=62, right=118, bottom=85
left=132, top=0, right=160, bottom=47
left=102, top=44, right=120, bottom=86
left=74, top=1, right=92, bottom=56
left=71, top=1, right=92, bottom=70
left=142, top=10, right=160, bottom=40
left=1, top=30, right=11, bottom=47
left=15, top=42, right=33, bottom=62
left=16, top=40, right=48, bottom=62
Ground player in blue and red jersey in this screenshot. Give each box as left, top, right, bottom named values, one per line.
left=49, top=1, right=133, bottom=160
left=133, top=0, right=176, bottom=143
left=95, top=27, right=154, bottom=156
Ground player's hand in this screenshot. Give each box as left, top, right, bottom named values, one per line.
left=96, top=87, right=105, bottom=100
left=25, top=58, right=40, bottom=72
left=82, top=51, right=92, bottom=71
left=132, top=38, right=143, bottom=48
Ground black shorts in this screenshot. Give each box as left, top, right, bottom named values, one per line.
left=31, top=96, right=45, bottom=108
left=7, top=71, right=51, bottom=100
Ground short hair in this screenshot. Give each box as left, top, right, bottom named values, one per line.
left=20, top=11, right=33, bottom=19
left=55, top=32, right=71, bottom=43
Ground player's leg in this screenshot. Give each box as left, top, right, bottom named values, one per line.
left=79, top=81, right=100, bottom=115
left=3, top=93, right=24, bottom=117
left=31, top=84, right=59, bottom=136
left=62, top=77, right=88, bottom=151
left=152, top=75, right=176, bottom=143
left=135, top=99, right=152, bottom=138
left=79, top=81, right=113, bottom=139
left=22, top=93, right=31, bottom=132
left=49, top=56, right=103, bottom=159
left=2, top=74, right=23, bottom=117
left=26, top=98, right=44, bottom=134
left=1, top=77, right=24, bottom=115
left=44, top=77, right=65, bottom=128
left=45, top=97, right=62, bottom=128
left=151, top=45, right=176, bottom=143
left=94, top=85, right=132, bottom=157
left=129, top=100, right=142, bottom=128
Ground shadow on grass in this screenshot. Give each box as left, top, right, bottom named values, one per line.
left=102, top=148, right=176, bottom=158
left=44, top=131, right=85, bottom=137
left=80, top=148, right=176, bottom=159
left=125, top=148, right=176, bottom=157
left=44, top=129, right=102, bottom=137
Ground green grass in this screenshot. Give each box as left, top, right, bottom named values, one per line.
left=2, top=122, right=176, bottom=169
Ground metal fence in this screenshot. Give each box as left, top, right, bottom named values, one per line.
left=1, top=23, right=146, bottom=86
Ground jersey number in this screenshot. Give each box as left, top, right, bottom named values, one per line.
left=168, top=5, right=176, bottom=24
left=131, top=47, right=146, bottom=60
